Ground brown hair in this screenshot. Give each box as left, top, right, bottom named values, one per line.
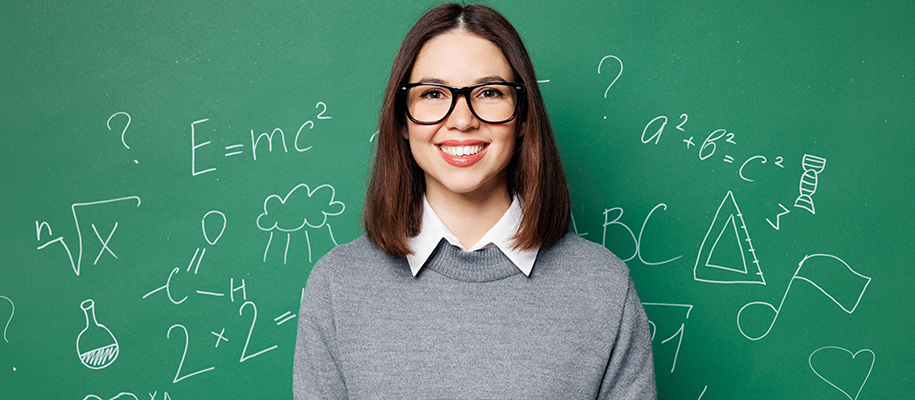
left=363, top=3, right=570, bottom=257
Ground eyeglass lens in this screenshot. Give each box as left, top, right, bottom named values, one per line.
left=405, top=83, right=518, bottom=124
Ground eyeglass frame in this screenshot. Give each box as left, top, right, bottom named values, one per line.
left=397, top=81, right=526, bottom=125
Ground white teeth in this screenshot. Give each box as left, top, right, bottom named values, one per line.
left=440, top=145, right=484, bottom=157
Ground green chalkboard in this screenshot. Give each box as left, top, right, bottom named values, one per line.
left=2, top=0, right=913, bottom=398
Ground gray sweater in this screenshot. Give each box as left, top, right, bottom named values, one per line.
left=293, top=232, right=657, bottom=399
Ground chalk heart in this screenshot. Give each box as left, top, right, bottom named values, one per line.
left=808, top=346, right=875, bottom=400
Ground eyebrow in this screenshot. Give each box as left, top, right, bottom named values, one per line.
left=413, top=75, right=511, bottom=85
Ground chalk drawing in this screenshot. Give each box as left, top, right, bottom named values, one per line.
left=795, top=154, right=826, bottom=214
left=766, top=204, right=791, bottom=231
left=694, top=191, right=765, bottom=285
left=36, top=196, right=141, bottom=276
left=809, top=346, right=874, bottom=400
left=0, top=295, right=13, bottom=343
left=77, top=299, right=119, bottom=370
left=82, top=393, right=139, bottom=400
left=737, top=254, right=871, bottom=341
left=257, top=183, right=344, bottom=264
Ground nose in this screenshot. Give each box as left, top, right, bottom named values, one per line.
left=445, top=95, right=481, bottom=131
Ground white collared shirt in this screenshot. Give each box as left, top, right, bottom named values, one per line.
left=405, top=196, right=539, bottom=277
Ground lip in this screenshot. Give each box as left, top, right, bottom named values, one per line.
left=436, top=140, right=489, bottom=167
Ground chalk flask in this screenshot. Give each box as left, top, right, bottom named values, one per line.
left=76, top=299, right=119, bottom=369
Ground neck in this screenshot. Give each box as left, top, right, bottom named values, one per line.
left=426, top=188, right=511, bottom=250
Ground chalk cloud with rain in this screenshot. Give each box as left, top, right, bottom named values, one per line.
left=256, top=183, right=344, bottom=264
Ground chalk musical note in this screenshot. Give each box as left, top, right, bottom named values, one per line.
left=737, top=254, right=871, bottom=341
left=809, top=346, right=874, bottom=400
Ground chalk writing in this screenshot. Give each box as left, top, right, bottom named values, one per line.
left=202, top=211, right=226, bottom=246
left=598, top=55, right=623, bottom=110
left=601, top=203, right=683, bottom=265
left=191, top=101, right=333, bottom=175
left=143, top=267, right=189, bottom=305
left=106, top=112, right=137, bottom=164
left=191, top=118, right=214, bottom=176
left=739, top=155, right=767, bottom=182
left=167, top=324, right=215, bottom=383
left=0, top=295, right=13, bottom=343
left=643, top=303, right=693, bottom=373
left=737, top=254, right=871, bottom=341
left=144, top=210, right=228, bottom=302
left=274, top=311, right=296, bottom=325
left=91, top=222, right=119, bottom=264
left=238, top=301, right=278, bottom=362
left=570, top=213, right=588, bottom=237
left=83, top=393, right=140, bottom=400
left=211, top=328, right=229, bottom=348
left=36, top=196, right=141, bottom=276
left=809, top=346, right=874, bottom=400
left=83, top=392, right=173, bottom=400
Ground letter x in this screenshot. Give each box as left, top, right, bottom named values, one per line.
left=92, top=222, right=118, bottom=264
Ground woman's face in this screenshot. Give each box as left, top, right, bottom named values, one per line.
left=405, top=30, right=520, bottom=204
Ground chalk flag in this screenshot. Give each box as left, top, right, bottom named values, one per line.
left=794, top=254, right=871, bottom=314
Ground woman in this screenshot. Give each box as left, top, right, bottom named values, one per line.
left=294, top=4, right=657, bottom=399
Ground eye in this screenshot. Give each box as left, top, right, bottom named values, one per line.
left=477, top=87, right=505, bottom=99
left=419, top=87, right=448, bottom=100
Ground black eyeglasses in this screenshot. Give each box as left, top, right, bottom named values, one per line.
left=398, top=82, right=525, bottom=125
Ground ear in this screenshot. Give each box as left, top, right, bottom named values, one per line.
left=401, top=126, right=410, bottom=140
left=516, top=120, right=527, bottom=137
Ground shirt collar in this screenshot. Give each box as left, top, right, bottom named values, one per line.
left=405, top=196, right=539, bottom=277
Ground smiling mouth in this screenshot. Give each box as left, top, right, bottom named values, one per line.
left=438, top=144, right=486, bottom=157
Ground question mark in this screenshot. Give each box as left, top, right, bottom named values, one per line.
left=0, top=295, right=13, bottom=343
left=107, top=112, right=137, bottom=164
left=598, top=55, right=623, bottom=119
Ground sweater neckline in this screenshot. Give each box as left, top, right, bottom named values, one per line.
left=422, top=239, right=523, bottom=283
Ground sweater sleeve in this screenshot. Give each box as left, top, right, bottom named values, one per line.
left=293, top=262, right=348, bottom=400
left=597, top=278, right=658, bottom=399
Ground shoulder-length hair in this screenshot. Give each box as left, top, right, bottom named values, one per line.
left=363, top=3, right=570, bottom=257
